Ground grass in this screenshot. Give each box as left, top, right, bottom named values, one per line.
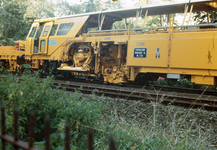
left=86, top=89, right=217, bottom=149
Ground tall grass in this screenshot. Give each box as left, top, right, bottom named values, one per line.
left=90, top=88, right=217, bottom=149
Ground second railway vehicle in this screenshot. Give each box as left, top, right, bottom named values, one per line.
left=1, top=0, right=217, bottom=85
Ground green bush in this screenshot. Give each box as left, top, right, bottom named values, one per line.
left=174, top=78, right=195, bottom=88
left=0, top=38, right=15, bottom=46
left=0, top=74, right=102, bottom=149
left=153, top=79, right=168, bottom=86
left=153, top=78, right=217, bottom=91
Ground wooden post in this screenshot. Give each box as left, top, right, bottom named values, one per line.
left=128, top=22, right=131, bottom=40
left=169, top=18, right=171, bottom=31
left=124, top=18, right=127, bottom=29
left=160, top=15, right=162, bottom=27
left=207, top=11, right=210, bottom=23
left=182, top=5, right=189, bottom=26
left=142, top=10, right=148, bottom=28
left=212, top=11, right=214, bottom=21
left=187, top=5, right=194, bottom=25
left=99, top=14, right=105, bottom=30
left=134, top=10, right=140, bottom=28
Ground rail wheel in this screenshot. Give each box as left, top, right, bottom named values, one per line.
left=62, top=71, right=74, bottom=79
left=135, top=74, right=149, bottom=85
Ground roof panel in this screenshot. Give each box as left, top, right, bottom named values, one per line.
left=35, top=0, right=217, bottom=22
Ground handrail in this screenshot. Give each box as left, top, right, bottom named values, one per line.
left=88, top=23, right=217, bottom=33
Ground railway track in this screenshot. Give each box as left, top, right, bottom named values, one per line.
left=56, top=76, right=217, bottom=96
left=2, top=73, right=217, bottom=95
left=1, top=74, right=217, bottom=111
left=53, top=79, right=217, bottom=111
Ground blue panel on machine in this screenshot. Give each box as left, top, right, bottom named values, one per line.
left=134, top=48, right=147, bottom=58
left=48, top=39, right=57, bottom=46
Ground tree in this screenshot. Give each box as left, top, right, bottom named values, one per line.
left=0, top=0, right=29, bottom=45
left=85, top=0, right=96, bottom=12
left=103, top=0, right=122, bottom=10
left=24, top=0, right=55, bottom=20
left=85, top=0, right=101, bottom=13
left=0, top=0, right=56, bottom=45
left=194, top=11, right=217, bottom=24
left=56, top=0, right=85, bottom=16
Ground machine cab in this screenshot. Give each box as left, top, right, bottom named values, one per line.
left=26, top=20, right=56, bottom=55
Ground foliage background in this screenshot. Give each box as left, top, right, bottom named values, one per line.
left=0, top=0, right=182, bottom=46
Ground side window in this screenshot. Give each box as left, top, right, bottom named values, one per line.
left=85, top=22, right=98, bottom=32
left=49, top=24, right=58, bottom=36
left=57, top=22, right=74, bottom=35
left=29, top=27, right=37, bottom=37
left=42, top=25, right=50, bottom=37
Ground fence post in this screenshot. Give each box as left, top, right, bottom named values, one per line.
left=88, top=129, right=93, bottom=150
left=1, top=104, right=5, bottom=150
left=28, top=111, right=35, bottom=149
left=109, top=136, right=116, bottom=150
left=65, top=121, right=70, bottom=150
left=14, top=107, right=19, bottom=150
left=45, top=115, right=50, bottom=150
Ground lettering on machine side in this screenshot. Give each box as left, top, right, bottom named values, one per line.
left=134, top=48, right=147, bottom=58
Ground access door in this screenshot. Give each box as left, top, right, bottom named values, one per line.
left=31, top=23, right=44, bottom=54
left=25, top=23, right=39, bottom=55
left=38, top=22, right=54, bottom=54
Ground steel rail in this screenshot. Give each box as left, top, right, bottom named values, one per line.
left=1, top=75, right=217, bottom=96
left=1, top=75, right=217, bottom=110
left=127, top=84, right=217, bottom=96
left=53, top=80, right=217, bottom=111
left=54, top=77, right=217, bottom=96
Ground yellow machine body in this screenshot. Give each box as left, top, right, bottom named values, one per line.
left=1, top=0, right=217, bottom=85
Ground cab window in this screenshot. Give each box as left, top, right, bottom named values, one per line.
left=49, top=24, right=58, bottom=36
left=57, top=22, right=74, bottom=35
left=35, top=24, right=44, bottom=38
left=42, top=25, right=50, bottom=37
left=29, top=27, right=37, bottom=37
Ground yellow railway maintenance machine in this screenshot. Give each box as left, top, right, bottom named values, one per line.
left=1, top=0, right=217, bottom=85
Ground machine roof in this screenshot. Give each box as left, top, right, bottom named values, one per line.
left=35, top=0, right=217, bottom=22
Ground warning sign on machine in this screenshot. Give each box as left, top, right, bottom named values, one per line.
left=134, top=48, right=147, bottom=58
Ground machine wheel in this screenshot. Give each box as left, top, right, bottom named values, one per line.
left=99, top=76, right=104, bottom=83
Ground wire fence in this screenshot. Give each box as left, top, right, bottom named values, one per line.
left=0, top=104, right=116, bottom=150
